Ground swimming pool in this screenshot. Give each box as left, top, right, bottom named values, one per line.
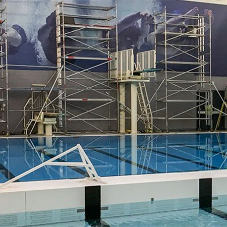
left=1, top=133, right=227, bottom=227
left=1, top=203, right=227, bottom=226
left=0, top=133, right=227, bottom=183
left=102, top=206, right=227, bottom=227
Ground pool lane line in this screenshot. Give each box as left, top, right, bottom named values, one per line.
left=37, top=149, right=89, bottom=177
left=88, top=147, right=160, bottom=173
left=0, top=163, right=19, bottom=182
left=202, top=207, right=227, bottom=221
left=139, top=147, right=219, bottom=170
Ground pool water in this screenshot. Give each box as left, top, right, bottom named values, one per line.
left=0, top=133, right=227, bottom=183
left=102, top=207, right=227, bottom=227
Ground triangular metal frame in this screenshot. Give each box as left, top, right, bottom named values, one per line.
left=0, top=144, right=100, bottom=189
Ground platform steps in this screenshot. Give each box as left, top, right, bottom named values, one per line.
left=24, top=119, right=33, bottom=135
left=23, top=84, right=58, bottom=135
left=137, top=82, right=153, bottom=132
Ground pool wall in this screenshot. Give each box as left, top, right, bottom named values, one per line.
left=1, top=170, right=227, bottom=226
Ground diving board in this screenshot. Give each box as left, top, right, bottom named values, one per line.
left=133, top=68, right=162, bottom=76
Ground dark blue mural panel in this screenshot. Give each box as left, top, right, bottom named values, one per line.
left=5, top=0, right=227, bottom=76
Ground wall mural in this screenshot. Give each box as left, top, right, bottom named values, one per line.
left=6, top=0, right=227, bottom=76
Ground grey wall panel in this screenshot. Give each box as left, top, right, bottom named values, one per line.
left=5, top=69, right=227, bottom=134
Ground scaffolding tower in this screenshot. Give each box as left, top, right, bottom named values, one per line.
left=0, top=0, right=8, bottom=135
left=154, top=7, right=212, bottom=132
left=56, top=0, right=118, bottom=133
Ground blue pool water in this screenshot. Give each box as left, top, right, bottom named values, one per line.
left=102, top=207, right=227, bottom=227
left=4, top=207, right=226, bottom=227
left=0, top=133, right=227, bottom=183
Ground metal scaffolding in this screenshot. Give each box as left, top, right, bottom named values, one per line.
left=0, top=0, right=8, bottom=135
left=56, top=0, right=118, bottom=133
left=154, top=7, right=212, bottom=132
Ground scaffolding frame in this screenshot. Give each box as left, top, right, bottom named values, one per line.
left=56, top=0, right=118, bottom=133
left=154, top=7, right=212, bottom=132
left=0, top=0, right=8, bottom=134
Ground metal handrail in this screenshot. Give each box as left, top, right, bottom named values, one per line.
left=23, top=98, right=32, bottom=129
left=0, top=144, right=100, bottom=188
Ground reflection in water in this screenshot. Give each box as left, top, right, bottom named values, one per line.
left=0, top=133, right=227, bottom=183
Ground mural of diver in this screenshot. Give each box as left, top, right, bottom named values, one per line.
left=3, top=0, right=215, bottom=69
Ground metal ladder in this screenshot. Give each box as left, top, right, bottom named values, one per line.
left=24, top=119, right=34, bottom=135
left=23, top=85, right=56, bottom=135
left=137, top=82, right=153, bottom=132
